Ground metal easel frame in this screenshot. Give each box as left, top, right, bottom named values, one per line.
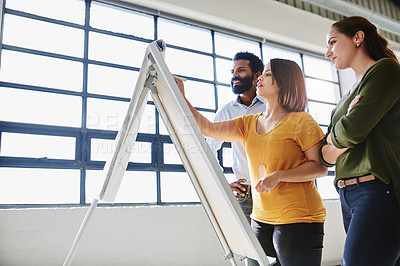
left=63, top=40, right=271, bottom=266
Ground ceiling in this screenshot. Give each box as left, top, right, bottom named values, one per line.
left=273, top=0, right=400, bottom=43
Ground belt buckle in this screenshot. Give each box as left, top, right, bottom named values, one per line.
left=337, top=180, right=346, bottom=188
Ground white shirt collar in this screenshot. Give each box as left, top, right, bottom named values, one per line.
left=233, top=95, right=263, bottom=107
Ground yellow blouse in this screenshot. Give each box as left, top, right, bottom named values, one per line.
left=232, top=111, right=326, bottom=224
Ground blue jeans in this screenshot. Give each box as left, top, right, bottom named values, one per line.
left=339, top=178, right=400, bottom=266
left=248, top=220, right=324, bottom=266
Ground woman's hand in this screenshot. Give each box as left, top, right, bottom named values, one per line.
left=322, top=94, right=360, bottom=163
left=326, top=133, right=333, bottom=145
left=255, top=171, right=281, bottom=193
left=229, top=179, right=247, bottom=198
left=347, top=94, right=361, bottom=116
left=173, top=75, right=185, bottom=96
left=323, top=134, right=349, bottom=164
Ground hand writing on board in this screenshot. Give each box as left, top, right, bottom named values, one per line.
left=173, top=75, right=186, bottom=96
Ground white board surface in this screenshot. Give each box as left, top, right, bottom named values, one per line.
left=97, top=40, right=270, bottom=265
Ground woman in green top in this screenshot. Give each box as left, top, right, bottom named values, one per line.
left=320, top=16, right=400, bottom=265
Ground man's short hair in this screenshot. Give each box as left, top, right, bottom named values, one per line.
left=233, top=52, right=264, bottom=74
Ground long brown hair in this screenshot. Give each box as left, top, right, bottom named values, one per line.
left=332, top=16, right=398, bottom=62
left=270, top=58, right=307, bottom=112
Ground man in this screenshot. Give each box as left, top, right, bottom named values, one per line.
left=207, top=52, right=265, bottom=222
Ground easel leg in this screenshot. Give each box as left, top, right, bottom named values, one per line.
left=63, top=198, right=99, bottom=266
left=225, top=251, right=238, bottom=266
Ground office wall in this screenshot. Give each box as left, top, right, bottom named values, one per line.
left=122, top=0, right=335, bottom=54
left=123, top=0, right=400, bottom=54
left=0, top=201, right=344, bottom=266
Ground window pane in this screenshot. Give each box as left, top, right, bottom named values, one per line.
left=89, top=32, right=148, bottom=67
left=201, top=111, right=216, bottom=122
left=1, top=133, right=75, bottom=160
left=86, top=170, right=157, bottom=203
left=320, top=125, right=328, bottom=135
left=87, top=98, right=128, bottom=131
left=222, top=147, right=233, bottom=167
left=91, top=138, right=151, bottom=163
left=159, top=109, right=214, bottom=136
left=262, top=44, right=302, bottom=66
left=5, top=0, right=85, bottom=25
left=214, top=32, right=260, bottom=58
left=88, top=64, right=139, bottom=98
left=308, top=101, right=335, bottom=126
left=158, top=18, right=212, bottom=53
left=159, top=118, right=168, bottom=135
left=185, top=80, right=215, bottom=109
left=224, top=173, right=236, bottom=183
left=3, top=14, right=84, bottom=57
left=161, top=172, right=199, bottom=202
left=0, top=50, right=83, bottom=91
left=0, top=87, right=82, bottom=127
left=87, top=98, right=155, bottom=133
left=165, top=48, right=214, bottom=80
left=306, top=78, right=340, bottom=104
left=316, top=175, right=339, bottom=200
left=164, top=143, right=181, bottom=164
left=0, top=168, right=80, bottom=204
left=130, top=141, right=152, bottom=163
left=303, top=55, right=338, bottom=82
left=90, top=2, right=154, bottom=39
left=139, top=104, right=156, bottom=134
left=217, top=85, right=235, bottom=109
left=216, top=57, right=233, bottom=84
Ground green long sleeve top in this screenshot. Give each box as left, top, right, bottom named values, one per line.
left=319, top=58, right=400, bottom=205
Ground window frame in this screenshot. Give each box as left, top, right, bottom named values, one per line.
left=0, top=0, right=341, bottom=208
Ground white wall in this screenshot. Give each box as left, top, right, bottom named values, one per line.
left=0, top=205, right=231, bottom=266
left=125, top=0, right=400, bottom=54
left=0, top=202, right=345, bottom=266
left=123, top=0, right=335, bottom=54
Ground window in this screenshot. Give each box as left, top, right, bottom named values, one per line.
left=0, top=0, right=340, bottom=207
left=158, top=18, right=212, bottom=53
left=0, top=51, right=83, bottom=92
left=0, top=168, right=80, bottom=204
left=1, top=133, right=76, bottom=159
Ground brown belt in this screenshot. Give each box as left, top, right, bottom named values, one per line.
left=337, top=174, right=375, bottom=189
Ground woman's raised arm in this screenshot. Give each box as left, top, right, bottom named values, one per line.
left=174, top=76, right=242, bottom=142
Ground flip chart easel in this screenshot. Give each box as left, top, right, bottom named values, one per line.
left=63, top=40, right=271, bottom=266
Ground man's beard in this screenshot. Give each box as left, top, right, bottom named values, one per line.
left=231, top=75, right=253, bottom=94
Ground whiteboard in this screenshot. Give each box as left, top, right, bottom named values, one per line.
left=97, top=40, right=270, bottom=265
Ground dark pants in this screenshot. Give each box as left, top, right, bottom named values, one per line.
left=249, top=220, right=324, bottom=266
left=339, top=179, right=400, bottom=266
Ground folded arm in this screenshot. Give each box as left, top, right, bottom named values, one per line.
left=319, top=94, right=361, bottom=165
left=330, top=59, right=400, bottom=149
